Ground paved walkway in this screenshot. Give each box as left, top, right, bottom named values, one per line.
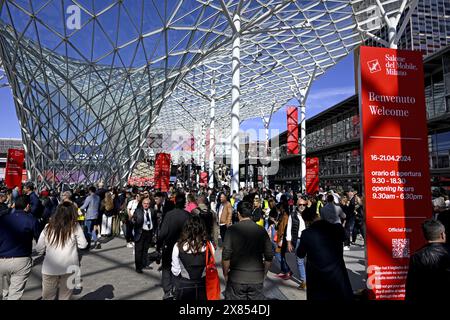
left=12, top=236, right=366, bottom=300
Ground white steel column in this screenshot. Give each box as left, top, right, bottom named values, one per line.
left=209, top=78, right=216, bottom=188
left=362, top=0, right=417, bottom=49
left=261, top=101, right=275, bottom=187
left=299, top=101, right=307, bottom=193
left=264, top=119, right=269, bottom=187
left=231, top=13, right=241, bottom=193
left=200, top=119, right=206, bottom=172
left=293, top=66, right=317, bottom=194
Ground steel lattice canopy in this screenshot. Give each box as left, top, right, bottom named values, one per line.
left=0, top=0, right=414, bottom=186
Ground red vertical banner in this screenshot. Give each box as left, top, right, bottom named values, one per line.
left=5, top=149, right=25, bottom=189
left=359, top=46, right=432, bottom=300
left=154, top=153, right=171, bottom=192
left=199, top=172, right=208, bottom=186
left=306, top=157, right=319, bottom=194
left=286, top=106, right=299, bottom=155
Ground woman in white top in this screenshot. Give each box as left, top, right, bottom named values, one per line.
left=125, top=193, right=141, bottom=247
left=35, top=202, right=88, bottom=300
left=171, top=215, right=215, bottom=300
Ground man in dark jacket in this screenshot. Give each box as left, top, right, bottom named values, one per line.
left=157, top=192, right=190, bottom=300
left=132, top=197, right=154, bottom=273
left=0, top=192, right=9, bottom=217
left=222, top=201, right=273, bottom=300
left=437, top=209, right=450, bottom=244
left=23, top=182, right=43, bottom=221
left=405, top=219, right=450, bottom=301
left=154, top=192, right=175, bottom=248
left=0, top=195, right=40, bottom=300
left=296, top=208, right=353, bottom=300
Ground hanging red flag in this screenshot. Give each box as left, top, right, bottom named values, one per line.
left=286, top=106, right=299, bottom=154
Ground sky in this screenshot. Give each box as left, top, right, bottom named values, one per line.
left=0, top=52, right=356, bottom=140
left=240, top=52, right=356, bottom=140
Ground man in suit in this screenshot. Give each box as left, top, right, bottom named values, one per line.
left=132, top=197, right=153, bottom=273
left=218, top=192, right=233, bottom=244
left=157, top=192, right=190, bottom=300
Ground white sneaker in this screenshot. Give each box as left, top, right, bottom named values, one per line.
left=126, top=243, right=133, bottom=248
left=343, top=246, right=350, bottom=251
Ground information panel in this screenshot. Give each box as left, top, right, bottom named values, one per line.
left=359, top=46, right=432, bottom=300
left=306, top=157, right=319, bottom=195
left=5, top=148, right=25, bottom=189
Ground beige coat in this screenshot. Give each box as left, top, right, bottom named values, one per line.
left=219, top=201, right=233, bottom=226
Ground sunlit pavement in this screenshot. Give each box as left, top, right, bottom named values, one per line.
left=18, top=236, right=365, bottom=300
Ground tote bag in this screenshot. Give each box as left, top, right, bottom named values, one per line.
left=205, top=241, right=221, bottom=300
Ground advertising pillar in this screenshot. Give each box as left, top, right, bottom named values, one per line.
left=359, top=46, right=432, bottom=300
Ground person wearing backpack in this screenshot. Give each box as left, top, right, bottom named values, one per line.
left=252, top=196, right=264, bottom=227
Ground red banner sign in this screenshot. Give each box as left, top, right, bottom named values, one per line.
left=199, top=172, right=208, bottom=186
left=359, top=46, right=432, bottom=300
left=286, top=106, right=299, bottom=155
left=5, top=149, right=25, bottom=189
left=154, top=153, right=171, bottom=192
left=306, top=157, right=319, bottom=194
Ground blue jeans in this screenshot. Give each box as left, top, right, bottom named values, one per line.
left=294, top=240, right=306, bottom=282
left=271, top=241, right=282, bottom=266
left=85, top=219, right=98, bottom=243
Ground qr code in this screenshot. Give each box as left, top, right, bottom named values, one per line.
left=392, top=239, right=410, bottom=258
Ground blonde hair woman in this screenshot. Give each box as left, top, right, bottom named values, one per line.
left=100, top=192, right=115, bottom=238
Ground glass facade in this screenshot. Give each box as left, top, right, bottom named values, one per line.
left=366, top=0, right=450, bottom=57
left=318, top=149, right=361, bottom=177
left=429, top=131, right=450, bottom=169
left=306, top=113, right=360, bottom=152
left=425, top=58, right=449, bottom=119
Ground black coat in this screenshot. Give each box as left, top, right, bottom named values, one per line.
left=158, top=208, right=190, bottom=267
left=297, top=220, right=353, bottom=301
left=405, top=243, right=450, bottom=301
left=132, top=207, right=154, bottom=242
left=437, top=210, right=450, bottom=244
left=0, top=202, right=9, bottom=217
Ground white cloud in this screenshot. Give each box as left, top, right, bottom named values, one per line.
left=307, top=86, right=355, bottom=102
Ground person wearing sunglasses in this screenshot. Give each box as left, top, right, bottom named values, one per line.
left=286, top=198, right=308, bottom=289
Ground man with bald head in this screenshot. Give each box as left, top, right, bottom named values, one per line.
left=132, top=197, right=154, bottom=273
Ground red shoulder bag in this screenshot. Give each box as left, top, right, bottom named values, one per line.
left=205, top=241, right=221, bottom=300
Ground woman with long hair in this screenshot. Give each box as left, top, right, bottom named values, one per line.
left=275, top=202, right=293, bottom=280
left=100, top=191, right=115, bottom=238
left=35, top=202, right=88, bottom=300
left=171, top=215, right=214, bottom=300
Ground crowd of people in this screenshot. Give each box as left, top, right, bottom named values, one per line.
left=1, top=180, right=449, bottom=301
